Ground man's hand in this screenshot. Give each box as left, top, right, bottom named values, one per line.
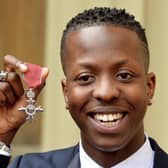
left=0, top=55, right=49, bottom=145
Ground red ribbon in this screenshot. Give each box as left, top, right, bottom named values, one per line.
left=23, top=63, right=42, bottom=88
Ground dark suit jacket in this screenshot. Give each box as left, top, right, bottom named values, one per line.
left=2, top=138, right=168, bottom=168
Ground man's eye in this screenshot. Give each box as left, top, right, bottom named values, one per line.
left=116, top=72, right=133, bottom=81
left=77, top=75, right=95, bottom=85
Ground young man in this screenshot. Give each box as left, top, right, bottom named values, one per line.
left=0, top=7, right=168, bottom=168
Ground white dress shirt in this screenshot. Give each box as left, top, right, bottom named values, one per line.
left=80, top=136, right=155, bottom=168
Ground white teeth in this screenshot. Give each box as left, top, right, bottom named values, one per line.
left=103, top=115, right=108, bottom=121
left=94, top=113, right=123, bottom=122
left=93, top=113, right=124, bottom=128
left=109, top=114, right=113, bottom=121
left=101, top=120, right=120, bottom=127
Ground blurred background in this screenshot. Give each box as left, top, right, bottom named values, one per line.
left=0, top=0, right=168, bottom=158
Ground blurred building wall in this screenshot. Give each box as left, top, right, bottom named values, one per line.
left=0, top=0, right=46, bottom=156
left=0, top=0, right=168, bottom=157
left=144, top=0, right=168, bottom=152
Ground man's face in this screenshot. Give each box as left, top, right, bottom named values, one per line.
left=62, top=26, right=155, bottom=154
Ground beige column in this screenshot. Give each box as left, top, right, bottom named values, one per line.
left=144, top=0, right=168, bottom=152
left=115, top=0, right=145, bottom=25
left=42, top=0, right=146, bottom=151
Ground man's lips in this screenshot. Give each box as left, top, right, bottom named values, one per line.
left=86, top=106, right=128, bottom=128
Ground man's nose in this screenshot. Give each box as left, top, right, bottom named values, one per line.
left=92, top=77, right=120, bottom=102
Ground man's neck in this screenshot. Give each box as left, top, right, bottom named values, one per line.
left=80, top=132, right=145, bottom=167
left=80, top=134, right=154, bottom=168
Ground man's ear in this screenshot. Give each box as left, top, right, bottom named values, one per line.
left=147, top=72, right=156, bottom=105
left=61, top=78, right=69, bottom=110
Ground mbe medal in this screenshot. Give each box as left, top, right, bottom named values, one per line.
left=18, top=88, right=43, bottom=121
left=18, top=63, right=43, bottom=121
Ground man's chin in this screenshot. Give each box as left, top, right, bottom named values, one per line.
left=93, top=143, right=126, bottom=153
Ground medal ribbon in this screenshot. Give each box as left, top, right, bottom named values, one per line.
left=23, top=63, right=42, bottom=88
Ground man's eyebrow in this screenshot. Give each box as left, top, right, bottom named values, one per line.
left=77, top=59, right=129, bottom=68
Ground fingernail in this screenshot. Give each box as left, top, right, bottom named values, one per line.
left=19, top=64, right=28, bottom=72
left=42, top=67, right=49, bottom=77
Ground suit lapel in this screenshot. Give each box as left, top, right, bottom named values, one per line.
left=68, top=152, right=80, bottom=168
left=67, top=139, right=168, bottom=168
left=149, top=138, right=168, bottom=168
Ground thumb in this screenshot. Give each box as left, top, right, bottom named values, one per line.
left=4, top=55, right=28, bottom=72
left=30, top=67, right=49, bottom=99
left=41, top=67, right=49, bottom=82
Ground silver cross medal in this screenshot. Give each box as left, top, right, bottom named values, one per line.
left=18, top=63, right=44, bottom=122
left=18, top=88, right=43, bottom=121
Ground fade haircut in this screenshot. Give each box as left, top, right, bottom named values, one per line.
left=60, top=7, right=149, bottom=73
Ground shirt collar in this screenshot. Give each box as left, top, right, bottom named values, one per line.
left=79, top=135, right=155, bottom=168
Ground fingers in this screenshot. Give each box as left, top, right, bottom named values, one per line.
left=4, top=55, right=49, bottom=83
left=0, top=55, right=26, bottom=106
left=1, top=55, right=49, bottom=104
left=0, top=91, right=6, bottom=106
left=0, top=82, right=15, bottom=104
left=4, top=55, right=27, bottom=72
left=0, top=72, right=24, bottom=106
left=7, top=72, right=24, bottom=97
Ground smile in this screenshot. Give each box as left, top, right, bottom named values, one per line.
left=87, top=106, right=128, bottom=129
left=93, top=113, right=124, bottom=127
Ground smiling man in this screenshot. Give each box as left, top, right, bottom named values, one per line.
left=0, top=7, right=168, bottom=168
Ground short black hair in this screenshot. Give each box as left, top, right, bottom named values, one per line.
left=61, top=7, right=149, bottom=73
